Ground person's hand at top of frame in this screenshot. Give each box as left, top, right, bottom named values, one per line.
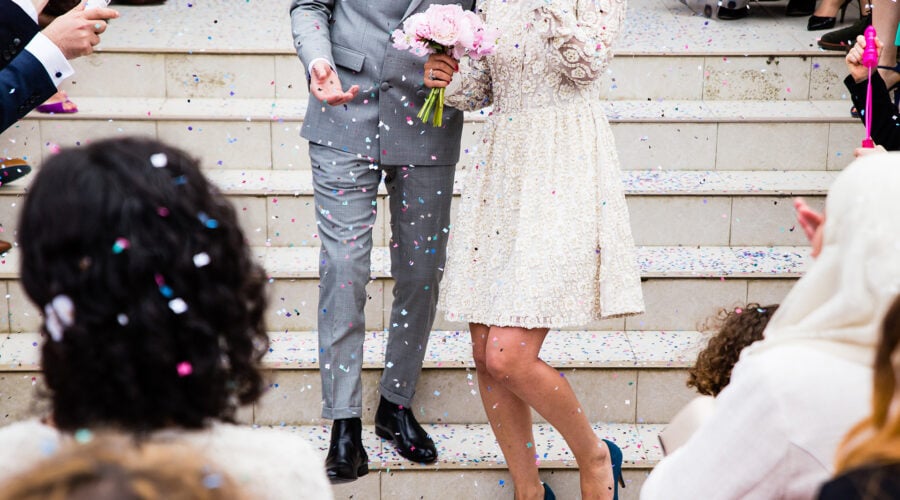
left=793, top=197, right=824, bottom=244
left=309, top=60, right=359, bottom=106
left=41, top=2, right=119, bottom=60
left=424, top=53, right=458, bottom=89
left=846, top=34, right=883, bottom=84
left=854, top=144, right=888, bottom=157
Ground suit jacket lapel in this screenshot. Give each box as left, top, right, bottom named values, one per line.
left=401, top=0, right=426, bottom=21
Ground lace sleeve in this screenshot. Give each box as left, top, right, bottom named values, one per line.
left=444, top=55, right=493, bottom=112
left=533, top=0, right=627, bottom=85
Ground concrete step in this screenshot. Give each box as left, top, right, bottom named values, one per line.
left=1, top=329, right=706, bottom=370
left=0, top=169, right=830, bottom=248
left=298, top=422, right=662, bottom=500
left=56, top=49, right=850, bottom=103
left=2, top=98, right=860, bottom=172
left=0, top=245, right=804, bottom=335
left=0, top=244, right=809, bottom=281
left=54, top=0, right=852, bottom=109
left=0, top=329, right=705, bottom=426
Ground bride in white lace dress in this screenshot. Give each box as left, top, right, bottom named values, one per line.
left=424, top=0, right=643, bottom=497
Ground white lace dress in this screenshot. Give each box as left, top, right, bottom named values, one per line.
left=439, top=0, right=644, bottom=329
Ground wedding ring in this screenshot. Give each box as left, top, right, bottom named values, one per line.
left=429, top=69, right=435, bottom=80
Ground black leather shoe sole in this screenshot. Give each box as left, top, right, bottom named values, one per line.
left=326, top=462, right=369, bottom=484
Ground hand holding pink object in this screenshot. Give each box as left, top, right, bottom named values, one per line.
left=392, top=4, right=498, bottom=126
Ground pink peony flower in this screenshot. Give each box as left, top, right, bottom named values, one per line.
left=402, top=12, right=432, bottom=41
left=424, top=4, right=466, bottom=46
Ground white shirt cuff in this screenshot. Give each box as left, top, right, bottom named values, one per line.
left=308, top=57, right=333, bottom=76
left=25, top=33, right=75, bottom=88
left=11, top=0, right=38, bottom=22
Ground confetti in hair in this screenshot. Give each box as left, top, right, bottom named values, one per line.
left=193, top=252, right=211, bottom=268
left=112, top=237, right=130, bottom=254
left=149, top=153, right=168, bottom=168
left=168, top=298, right=188, bottom=314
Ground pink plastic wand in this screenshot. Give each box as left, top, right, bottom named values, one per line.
left=862, top=25, right=879, bottom=148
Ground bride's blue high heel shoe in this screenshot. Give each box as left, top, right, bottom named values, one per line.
left=542, top=482, right=556, bottom=500
left=602, top=439, right=626, bottom=500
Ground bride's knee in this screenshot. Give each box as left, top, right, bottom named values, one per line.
left=483, top=348, right=527, bottom=383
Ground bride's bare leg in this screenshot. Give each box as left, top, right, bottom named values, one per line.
left=484, top=326, right=614, bottom=499
left=471, top=323, right=544, bottom=500
left=812, top=0, right=846, bottom=18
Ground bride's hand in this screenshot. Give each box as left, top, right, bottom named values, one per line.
left=424, top=53, right=459, bottom=88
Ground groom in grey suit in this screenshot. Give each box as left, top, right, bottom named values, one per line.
left=290, top=0, right=475, bottom=483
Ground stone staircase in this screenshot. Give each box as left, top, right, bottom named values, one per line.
left=0, top=0, right=864, bottom=497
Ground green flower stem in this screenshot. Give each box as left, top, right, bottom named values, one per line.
left=417, top=87, right=445, bottom=127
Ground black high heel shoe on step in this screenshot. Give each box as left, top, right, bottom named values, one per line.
left=807, top=0, right=853, bottom=30
left=603, top=439, right=626, bottom=500
left=542, top=482, right=556, bottom=500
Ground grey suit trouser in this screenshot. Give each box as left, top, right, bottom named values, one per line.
left=310, top=143, right=455, bottom=420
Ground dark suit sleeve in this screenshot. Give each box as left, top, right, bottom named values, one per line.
left=0, top=49, right=57, bottom=133
left=844, top=72, right=900, bottom=150
left=0, top=0, right=41, bottom=70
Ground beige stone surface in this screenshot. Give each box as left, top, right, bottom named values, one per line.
left=626, top=279, right=747, bottom=331
left=165, top=54, right=276, bottom=99
left=827, top=122, right=865, bottom=171
left=229, top=195, right=268, bottom=247
left=635, top=369, right=696, bottom=423
left=703, top=56, right=811, bottom=101
left=7, top=281, right=39, bottom=334
left=809, top=57, right=853, bottom=100
left=41, top=120, right=157, bottom=153
left=604, top=56, right=705, bottom=101
left=157, top=121, right=272, bottom=169
left=730, top=195, right=825, bottom=246
left=628, top=196, right=732, bottom=246
left=274, top=56, right=311, bottom=101
left=62, top=54, right=167, bottom=98
left=0, top=195, right=23, bottom=249
left=270, top=121, right=311, bottom=170
left=747, top=279, right=800, bottom=306
left=0, top=372, right=43, bottom=426
left=716, top=123, right=829, bottom=171
left=612, top=123, right=717, bottom=171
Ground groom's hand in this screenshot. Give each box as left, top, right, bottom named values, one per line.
left=310, top=61, right=359, bottom=106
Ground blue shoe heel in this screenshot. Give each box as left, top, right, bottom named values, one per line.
left=542, top=482, right=556, bottom=500
left=602, top=439, right=626, bottom=500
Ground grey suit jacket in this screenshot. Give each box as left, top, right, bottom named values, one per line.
left=290, top=0, right=475, bottom=166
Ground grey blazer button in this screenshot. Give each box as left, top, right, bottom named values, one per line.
left=380, top=82, right=390, bottom=91
left=416, top=89, right=426, bottom=97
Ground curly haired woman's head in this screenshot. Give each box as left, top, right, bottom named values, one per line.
left=687, top=303, right=779, bottom=397
left=19, top=137, right=269, bottom=433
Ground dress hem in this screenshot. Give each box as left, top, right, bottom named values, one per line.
left=443, top=308, right=645, bottom=329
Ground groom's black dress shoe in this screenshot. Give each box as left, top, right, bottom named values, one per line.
left=324, top=418, right=368, bottom=484
left=374, top=396, right=437, bottom=463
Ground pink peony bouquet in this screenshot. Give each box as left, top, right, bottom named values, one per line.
left=392, top=4, right=498, bottom=127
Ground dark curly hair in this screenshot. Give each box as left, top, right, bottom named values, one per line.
left=19, top=137, right=269, bottom=433
left=686, top=303, right=779, bottom=397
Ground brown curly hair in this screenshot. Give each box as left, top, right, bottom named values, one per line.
left=686, top=303, right=779, bottom=396
left=0, top=434, right=245, bottom=500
